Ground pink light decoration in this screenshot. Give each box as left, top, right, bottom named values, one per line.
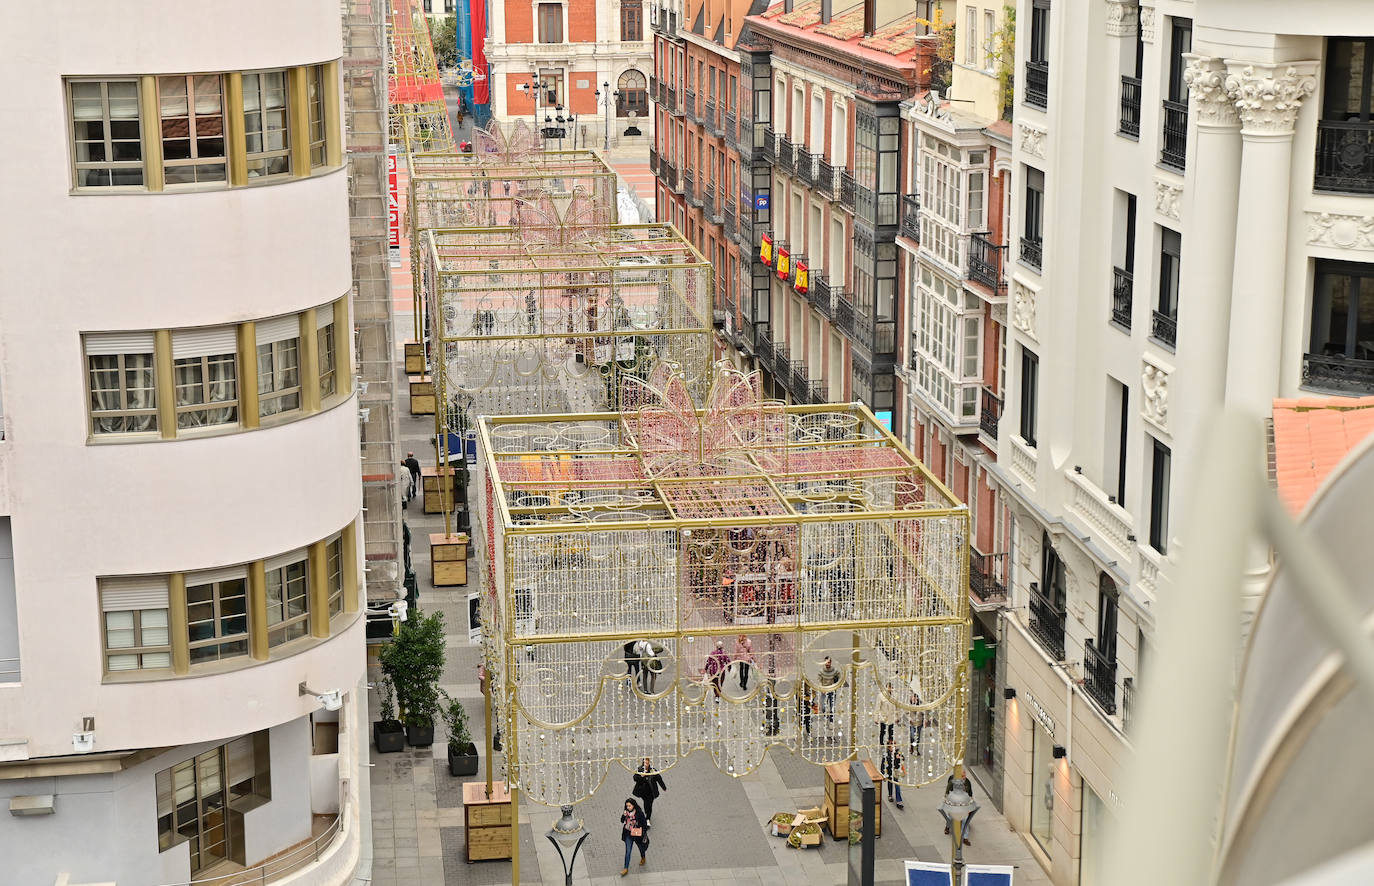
left=471, top=119, right=537, bottom=165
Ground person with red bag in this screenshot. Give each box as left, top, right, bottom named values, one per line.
left=619, top=798, right=650, bottom=876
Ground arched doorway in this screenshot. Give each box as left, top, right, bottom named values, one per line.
left=617, top=70, right=648, bottom=118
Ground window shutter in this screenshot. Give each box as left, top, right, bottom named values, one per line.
left=100, top=576, right=170, bottom=611
left=316, top=302, right=335, bottom=329
left=85, top=331, right=155, bottom=355
left=184, top=566, right=248, bottom=587
left=172, top=326, right=238, bottom=359
left=255, top=314, right=301, bottom=346
left=264, top=549, right=309, bottom=573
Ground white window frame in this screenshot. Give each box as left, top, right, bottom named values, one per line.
left=101, top=577, right=171, bottom=673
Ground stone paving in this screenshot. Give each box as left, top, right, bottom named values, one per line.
left=357, top=344, right=1054, bottom=886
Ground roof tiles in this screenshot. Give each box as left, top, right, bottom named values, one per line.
left=1271, top=396, right=1374, bottom=514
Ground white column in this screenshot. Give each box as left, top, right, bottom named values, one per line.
left=1222, top=61, right=1318, bottom=418
left=1171, top=56, right=1241, bottom=500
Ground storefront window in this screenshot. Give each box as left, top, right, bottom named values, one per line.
left=1030, top=723, right=1054, bottom=855
left=1080, top=782, right=1110, bottom=885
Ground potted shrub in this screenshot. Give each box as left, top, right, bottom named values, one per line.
left=439, top=690, right=479, bottom=776
left=373, top=678, right=405, bottom=754
left=379, top=608, right=447, bottom=747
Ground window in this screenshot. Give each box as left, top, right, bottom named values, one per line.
left=540, top=71, right=564, bottom=106
left=984, top=10, right=997, bottom=71
left=1149, top=437, right=1171, bottom=553
left=1160, top=19, right=1192, bottom=169
left=1020, top=346, right=1039, bottom=447
left=967, top=170, right=985, bottom=231
left=1307, top=260, right=1374, bottom=391
left=158, top=75, right=227, bottom=186
left=618, top=70, right=648, bottom=117
left=101, top=577, right=171, bottom=673
left=1317, top=39, right=1374, bottom=193
left=186, top=572, right=250, bottom=664
left=538, top=3, right=563, bottom=42
left=243, top=70, right=290, bottom=178
left=316, top=308, right=337, bottom=398
left=256, top=316, right=302, bottom=417
left=1021, top=166, right=1044, bottom=269
left=172, top=327, right=238, bottom=430
left=831, top=103, right=847, bottom=167
left=157, top=732, right=270, bottom=871
left=69, top=79, right=144, bottom=188
left=1154, top=227, right=1181, bottom=347
left=1097, top=573, right=1119, bottom=660
left=265, top=555, right=310, bottom=647
left=86, top=333, right=158, bottom=435
left=1025, top=0, right=1051, bottom=108
left=307, top=65, right=328, bottom=168
left=966, top=7, right=978, bottom=67
left=1030, top=718, right=1054, bottom=855
left=621, top=0, right=642, bottom=41
left=1106, top=377, right=1129, bottom=506
left=728, top=74, right=737, bottom=112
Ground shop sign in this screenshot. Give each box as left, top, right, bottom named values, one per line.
left=1023, top=690, right=1056, bottom=738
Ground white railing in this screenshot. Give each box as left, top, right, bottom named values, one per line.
left=1067, top=469, right=1134, bottom=557
left=1136, top=544, right=1161, bottom=600
left=154, top=808, right=344, bottom=886
left=1009, top=435, right=1037, bottom=488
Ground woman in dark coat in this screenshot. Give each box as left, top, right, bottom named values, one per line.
left=619, top=797, right=650, bottom=876
left=632, top=757, right=668, bottom=824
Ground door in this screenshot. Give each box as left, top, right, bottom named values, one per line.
left=172, top=747, right=230, bottom=874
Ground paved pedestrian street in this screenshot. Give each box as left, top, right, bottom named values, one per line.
left=361, top=341, right=1052, bottom=886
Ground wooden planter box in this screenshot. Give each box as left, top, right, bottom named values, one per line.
left=464, top=781, right=514, bottom=861
left=823, top=761, right=882, bottom=840
left=409, top=375, right=435, bottom=415
left=404, top=341, right=426, bottom=375
left=431, top=532, right=470, bottom=587
left=422, top=467, right=457, bottom=514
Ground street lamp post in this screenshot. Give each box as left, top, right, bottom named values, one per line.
left=593, top=81, right=619, bottom=151
left=941, top=776, right=977, bottom=881
left=546, top=805, right=590, bottom=886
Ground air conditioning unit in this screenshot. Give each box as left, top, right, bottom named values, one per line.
left=10, top=794, right=55, bottom=816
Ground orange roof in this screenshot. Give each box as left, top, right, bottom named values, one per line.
left=754, top=0, right=928, bottom=61
left=1271, top=396, right=1374, bottom=514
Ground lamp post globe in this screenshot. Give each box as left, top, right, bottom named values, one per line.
left=546, top=804, right=589, bottom=886
left=941, top=782, right=975, bottom=872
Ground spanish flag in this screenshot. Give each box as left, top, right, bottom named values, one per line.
left=794, top=261, right=809, bottom=294
left=776, top=247, right=790, bottom=280
left=759, top=233, right=773, bottom=267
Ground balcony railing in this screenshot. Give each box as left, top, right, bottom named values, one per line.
left=158, top=809, right=345, bottom=886
left=1151, top=310, right=1177, bottom=349
left=682, top=167, right=696, bottom=204
left=761, top=128, right=777, bottom=163
left=1302, top=353, right=1374, bottom=394
left=968, top=550, right=1008, bottom=606
left=1122, top=677, right=1136, bottom=735
left=684, top=88, right=697, bottom=121
left=723, top=201, right=737, bottom=239
left=723, top=295, right=738, bottom=340
left=1120, top=75, right=1141, bottom=137
left=1025, top=60, right=1049, bottom=109
left=656, top=78, right=667, bottom=105
left=666, top=86, right=679, bottom=114
left=797, top=147, right=815, bottom=186
left=979, top=387, right=1001, bottom=441
left=704, top=99, right=719, bottom=134
left=840, top=171, right=856, bottom=211
left=1315, top=120, right=1374, bottom=194
left=661, top=161, right=679, bottom=192
left=724, top=109, right=737, bottom=146
left=807, top=380, right=828, bottom=404
left=649, top=146, right=659, bottom=174
left=1083, top=639, right=1118, bottom=716
left=1111, top=267, right=1132, bottom=329
left=779, top=136, right=795, bottom=174
left=1027, top=581, right=1066, bottom=661
left=899, top=194, right=920, bottom=241
left=1019, top=236, right=1043, bottom=270
left=852, top=312, right=896, bottom=358
left=968, top=232, right=1005, bottom=293
left=756, top=322, right=775, bottom=370
left=834, top=295, right=855, bottom=336
left=1161, top=99, right=1188, bottom=170
left=704, top=182, right=720, bottom=222
left=816, top=157, right=836, bottom=197
left=790, top=359, right=810, bottom=399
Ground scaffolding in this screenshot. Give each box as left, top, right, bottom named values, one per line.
left=386, top=0, right=455, bottom=155
left=477, top=366, right=972, bottom=807
left=343, top=0, right=403, bottom=602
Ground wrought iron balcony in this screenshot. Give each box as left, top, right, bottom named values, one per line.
left=649, top=146, right=659, bottom=174
left=656, top=78, right=667, bottom=105
left=724, top=109, right=737, bottom=146
left=704, top=99, right=720, bottom=135
left=761, top=129, right=777, bottom=163
left=807, top=380, right=828, bottom=404
left=1111, top=267, right=1132, bottom=329
left=1302, top=353, right=1374, bottom=394
left=790, top=359, right=810, bottom=400
left=704, top=182, right=720, bottom=222
left=1027, top=580, right=1066, bottom=661
left=1019, top=237, right=1043, bottom=270
left=1083, top=639, right=1118, bottom=716
left=756, top=322, right=775, bottom=370
left=1151, top=309, right=1177, bottom=349
left=723, top=296, right=738, bottom=340
left=840, top=171, right=856, bottom=211
left=979, top=387, right=1001, bottom=441
left=1119, top=75, right=1141, bottom=137
left=666, top=86, right=679, bottom=115
left=683, top=167, right=696, bottom=205
left=855, top=183, right=875, bottom=220
left=649, top=75, right=658, bottom=99
left=779, top=136, right=795, bottom=174
left=1121, top=677, right=1136, bottom=735
left=1315, top=120, right=1374, bottom=194
left=684, top=88, right=697, bottom=121
left=737, top=116, right=754, bottom=156
left=852, top=312, right=896, bottom=358
left=816, top=157, right=836, bottom=197
left=834, top=295, right=855, bottom=336
left=812, top=276, right=835, bottom=318
left=967, top=233, right=1005, bottom=294
left=660, top=161, right=678, bottom=192
left=1161, top=99, right=1188, bottom=170
left=899, top=194, right=920, bottom=241
left=797, top=148, right=815, bottom=186
left=1025, top=60, right=1049, bottom=109
left=968, top=550, right=1008, bottom=606
left=723, top=201, right=737, bottom=240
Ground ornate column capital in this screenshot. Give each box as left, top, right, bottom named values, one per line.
left=1183, top=55, right=1239, bottom=128
left=1224, top=60, right=1319, bottom=136
left=1104, top=0, right=1138, bottom=37
left=1138, top=2, right=1156, bottom=43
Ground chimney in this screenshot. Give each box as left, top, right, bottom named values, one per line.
left=862, top=0, right=874, bottom=36
left=913, top=34, right=937, bottom=92
left=820, top=0, right=830, bottom=24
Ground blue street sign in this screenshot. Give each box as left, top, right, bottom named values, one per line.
left=754, top=194, right=770, bottom=210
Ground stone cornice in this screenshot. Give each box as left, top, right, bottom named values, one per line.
left=1183, top=55, right=1238, bottom=128
left=1104, top=0, right=1138, bottom=38
left=1224, top=61, right=1319, bottom=136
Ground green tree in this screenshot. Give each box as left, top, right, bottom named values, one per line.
left=430, top=14, right=458, bottom=68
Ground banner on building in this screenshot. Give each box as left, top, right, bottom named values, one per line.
left=387, top=145, right=401, bottom=265
left=793, top=261, right=809, bottom=294
left=775, top=247, right=790, bottom=280
left=759, top=234, right=773, bottom=267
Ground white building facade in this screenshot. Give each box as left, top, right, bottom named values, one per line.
left=993, top=0, right=1374, bottom=882
left=0, top=2, right=367, bottom=883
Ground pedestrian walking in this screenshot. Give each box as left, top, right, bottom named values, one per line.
left=619, top=798, right=650, bottom=875
left=875, top=681, right=899, bottom=746
left=623, top=640, right=642, bottom=687
left=939, top=772, right=979, bottom=845
left=705, top=640, right=730, bottom=697
left=402, top=452, right=421, bottom=500
left=632, top=758, right=668, bottom=824
left=817, top=656, right=840, bottom=720
left=634, top=639, right=658, bottom=693
left=881, top=739, right=905, bottom=808
left=733, top=634, right=755, bottom=690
